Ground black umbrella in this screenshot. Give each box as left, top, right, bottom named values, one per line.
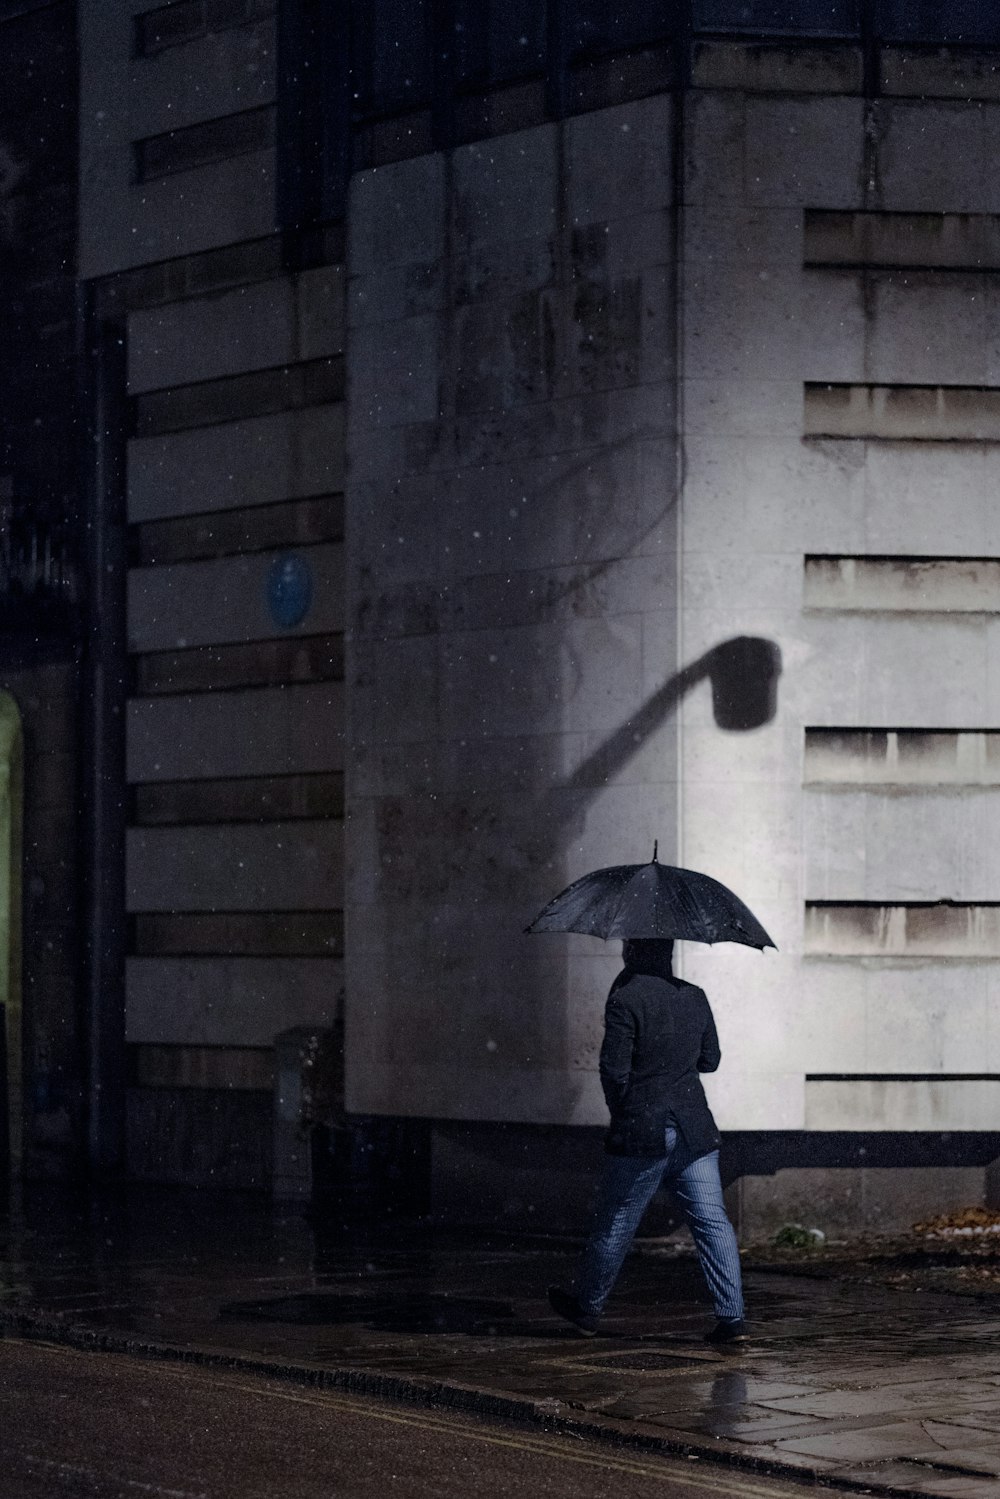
left=526, top=843, right=776, bottom=950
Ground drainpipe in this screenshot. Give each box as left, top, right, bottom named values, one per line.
left=77, top=284, right=129, bottom=1177
left=672, top=9, right=690, bottom=969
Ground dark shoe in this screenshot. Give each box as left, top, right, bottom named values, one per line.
left=547, top=1285, right=599, bottom=1337
left=706, top=1318, right=748, bottom=1345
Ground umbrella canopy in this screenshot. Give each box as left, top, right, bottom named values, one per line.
left=526, top=845, right=776, bottom=950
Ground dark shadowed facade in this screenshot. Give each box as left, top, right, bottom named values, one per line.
left=0, top=0, right=83, bottom=1180
left=6, top=0, right=1000, bottom=1237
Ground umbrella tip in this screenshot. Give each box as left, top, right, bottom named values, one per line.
left=652, top=840, right=658, bottom=863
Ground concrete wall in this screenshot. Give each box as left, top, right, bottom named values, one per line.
left=347, top=66, right=1000, bottom=1232
left=74, top=9, right=1000, bottom=1223
left=347, top=97, right=680, bottom=1126
left=79, top=0, right=345, bottom=1186
left=678, top=86, right=1000, bottom=1160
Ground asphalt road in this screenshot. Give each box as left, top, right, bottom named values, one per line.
left=0, top=1337, right=817, bottom=1499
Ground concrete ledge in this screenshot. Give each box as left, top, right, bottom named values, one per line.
left=128, top=267, right=344, bottom=393
left=126, top=955, right=342, bottom=1046
left=692, top=39, right=862, bottom=94
left=125, top=821, right=343, bottom=912
left=804, top=382, right=1000, bottom=440
left=126, top=682, right=344, bottom=781
left=805, top=901, right=1000, bottom=957
left=128, top=19, right=276, bottom=138
left=804, top=729, right=1000, bottom=787
left=882, top=46, right=1000, bottom=101
left=128, top=406, right=345, bottom=523
left=805, top=1077, right=1000, bottom=1132
left=804, top=556, right=1000, bottom=613
left=805, top=209, right=1000, bottom=269
left=128, top=543, right=344, bottom=652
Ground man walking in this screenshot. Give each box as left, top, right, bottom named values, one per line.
left=548, top=937, right=746, bottom=1343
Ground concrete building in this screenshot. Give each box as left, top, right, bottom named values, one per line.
left=63, top=0, right=1000, bottom=1233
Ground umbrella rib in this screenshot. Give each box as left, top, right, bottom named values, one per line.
left=604, top=868, right=641, bottom=938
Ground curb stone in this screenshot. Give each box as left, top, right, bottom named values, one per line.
left=0, top=1305, right=954, bottom=1499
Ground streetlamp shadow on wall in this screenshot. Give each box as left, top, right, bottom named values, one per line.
left=566, top=635, right=783, bottom=794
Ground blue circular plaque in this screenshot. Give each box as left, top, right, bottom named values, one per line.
left=267, top=553, right=313, bottom=629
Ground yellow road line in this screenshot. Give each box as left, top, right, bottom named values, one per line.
left=23, top=1340, right=795, bottom=1498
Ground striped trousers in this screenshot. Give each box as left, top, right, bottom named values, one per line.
left=575, top=1127, right=745, bottom=1322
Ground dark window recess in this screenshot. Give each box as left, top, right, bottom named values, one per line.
left=807, top=1074, right=1000, bottom=1083
left=131, top=910, right=344, bottom=958
left=135, top=0, right=277, bottom=57
left=132, top=772, right=344, bottom=826
left=131, top=495, right=344, bottom=566
left=277, top=0, right=350, bottom=230
left=131, top=356, right=344, bottom=438
left=692, top=0, right=859, bottom=34
left=353, top=0, right=433, bottom=114
left=134, top=634, right=345, bottom=696
left=134, top=106, right=276, bottom=182
left=570, top=0, right=674, bottom=59
left=454, top=0, right=545, bottom=86
left=0, top=1, right=59, bottom=20
left=875, top=0, right=1000, bottom=45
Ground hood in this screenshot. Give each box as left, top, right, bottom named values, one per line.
left=621, top=937, right=675, bottom=979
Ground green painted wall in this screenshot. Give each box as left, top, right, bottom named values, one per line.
left=0, top=694, right=24, bottom=1170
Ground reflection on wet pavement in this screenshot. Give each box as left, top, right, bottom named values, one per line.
left=221, top=1291, right=521, bottom=1334
left=2, top=1186, right=1000, bottom=1496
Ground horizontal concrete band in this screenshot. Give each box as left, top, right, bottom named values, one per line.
left=129, top=12, right=277, bottom=137
left=95, top=224, right=342, bottom=320
left=694, top=42, right=1000, bottom=102
left=127, top=682, right=344, bottom=781
left=804, top=555, right=1000, bottom=613
left=691, top=39, right=862, bottom=95
left=126, top=955, right=342, bottom=1046
left=804, top=383, right=1000, bottom=440
left=128, top=542, right=344, bottom=652
left=135, top=2, right=277, bottom=64
left=82, top=145, right=279, bottom=281
left=353, top=50, right=1000, bottom=186
left=132, top=910, right=343, bottom=958
left=133, top=772, right=344, bottom=825
left=805, top=1077, right=1000, bottom=1131
left=126, top=821, right=343, bottom=912
left=805, top=209, right=1000, bottom=269
left=344, top=1061, right=608, bottom=1125
left=128, top=265, right=344, bottom=393
left=805, top=729, right=1000, bottom=787
left=805, top=902, right=1000, bottom=957
left=357, top=51, right=674, bottom=172
left=132, top=495, right=344, bottom=567
left=127, top=406, right=345, bottom=523
left=883, top=46, right=1000, bottom=101
left=130, top=1044, right=273, bottom=1091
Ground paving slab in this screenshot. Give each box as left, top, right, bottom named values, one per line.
left=2, top=1186, right=1000, bottom=1498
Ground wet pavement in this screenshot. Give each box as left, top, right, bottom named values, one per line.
left=3, top=1187, right=1000, bottom=1498
left=2, top=1339, right=825, bottom=1499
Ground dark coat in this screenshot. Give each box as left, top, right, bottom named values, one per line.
left=599, top=968, right=722, bottom=1160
